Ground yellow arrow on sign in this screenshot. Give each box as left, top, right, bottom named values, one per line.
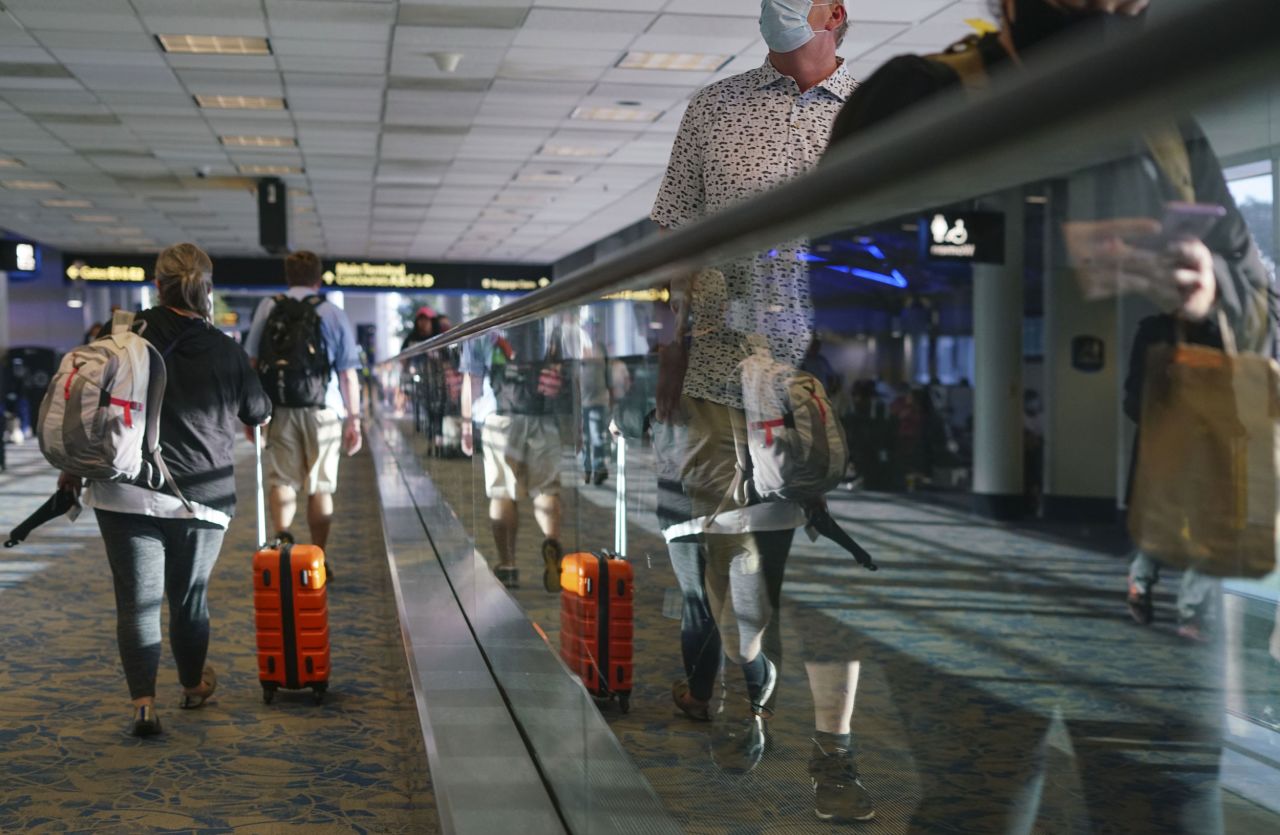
left=66, top=264, right=81, bottom=279
left=322, top=270, right=335, bottom=285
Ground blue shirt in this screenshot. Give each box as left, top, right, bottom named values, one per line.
left=245, top=287, right=361, bottom=416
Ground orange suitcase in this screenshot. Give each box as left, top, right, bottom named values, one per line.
left=559, top=550, right=633, bottom=712
left=250, top=426, right=330, bottom=704
left=253, top=542, right=330, bottom=703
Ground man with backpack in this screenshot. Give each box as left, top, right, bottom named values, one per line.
left=245, top=251, right=362, bottom=577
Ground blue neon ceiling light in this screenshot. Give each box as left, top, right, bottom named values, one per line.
left=828, top=264, right=909, bottom=288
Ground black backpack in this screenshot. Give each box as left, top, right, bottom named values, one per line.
left=258, top=295, right=330, bottom=408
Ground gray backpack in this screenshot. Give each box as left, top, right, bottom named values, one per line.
left=38, top=311, right=190, bottom=507
left=738, top=346, right=847, bottom=504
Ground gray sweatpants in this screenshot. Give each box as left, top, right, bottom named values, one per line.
left=96, top=510, right=226, bottom=700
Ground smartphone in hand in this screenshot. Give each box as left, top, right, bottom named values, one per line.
left=1147, top=202, right=1226, bottom=247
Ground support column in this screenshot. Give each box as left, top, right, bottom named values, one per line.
left=972, top=190, right=1025, bottom=520
left=1042, top=176, right=1121, bottom=523
left=0, top=269, right=9, bottom=354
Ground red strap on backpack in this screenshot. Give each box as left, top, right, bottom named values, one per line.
left=108, top=397, right=144, bottom=429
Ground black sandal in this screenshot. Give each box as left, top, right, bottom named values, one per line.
left=130, top=704, right=162, bottom=737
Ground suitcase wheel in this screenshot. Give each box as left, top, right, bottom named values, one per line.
left=617, top=692, right=631, bottom=714
left=312, top=684, right=327, bottom=705
left=262, top=684, right=277, bottom=705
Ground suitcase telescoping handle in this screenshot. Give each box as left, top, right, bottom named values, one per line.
left=614, top=436, right=627, bottom=557
left=254, top=424, right=267, bottom=549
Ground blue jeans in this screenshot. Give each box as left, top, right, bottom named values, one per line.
left=1128, top=551, right=1218, bottom=625
left=581, top=405, right=609, bottom=476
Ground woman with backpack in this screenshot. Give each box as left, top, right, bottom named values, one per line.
left=56, top=243, right=272, bottom=737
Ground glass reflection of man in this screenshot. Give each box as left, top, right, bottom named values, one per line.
left=460, top=329, right=567, bottom=593
left=830, top=1, right=1276, bottom=833
left=652, top=0, right=876, bottom=824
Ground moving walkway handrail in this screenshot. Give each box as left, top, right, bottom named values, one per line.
left=390, top=0, right=1280, bottom=363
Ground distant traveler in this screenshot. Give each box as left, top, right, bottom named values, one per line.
left=245, top=251, right=363, bottom=577
left=460, top=327, right=569, bottom=592
left=400, top=306, right=438, bottom=441
left=573, top=319, right=612, bottom=485
left=400, top=306, right=436, bottom=354
left=57, top=243, right=272, bottom=736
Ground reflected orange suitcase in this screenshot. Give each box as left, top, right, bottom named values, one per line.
left=253, top=542, right=330, bottom=703
left=559, top=550, right=633, bottom=712
left=250, top=426, right=329, bottom=704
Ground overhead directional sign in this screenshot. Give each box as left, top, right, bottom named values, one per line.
left=323, top=262, right=438, bottom=289
left=63, top=252, right=553, bottom=293
left=66, top=261, right=147, bottom=282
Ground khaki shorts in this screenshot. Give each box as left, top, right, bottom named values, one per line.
left=265, top=406, right=343, bottom=495
left=481, top=414, right=561, bottom=501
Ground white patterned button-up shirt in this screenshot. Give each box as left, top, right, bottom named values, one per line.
left=651, top=59, right=858, bottom=408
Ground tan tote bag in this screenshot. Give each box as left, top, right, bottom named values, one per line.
left=1128, top=316, right=1280, bottom=578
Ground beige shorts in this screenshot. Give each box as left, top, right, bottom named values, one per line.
left=265, top=406, right=343, bottom=495
left=481, top=414, right=561, bottom=501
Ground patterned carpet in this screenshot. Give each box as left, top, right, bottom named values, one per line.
left=416, top=432, right=1280, bottom=835
left=0, top=441, right=434, bottom=834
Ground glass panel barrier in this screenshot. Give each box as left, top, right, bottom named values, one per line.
left=372, top=2, right=1280, bottom=831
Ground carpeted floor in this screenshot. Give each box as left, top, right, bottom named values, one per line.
left=414, top=429, right=1280, bottom=835
left=0, top=441, right=434, bottom=834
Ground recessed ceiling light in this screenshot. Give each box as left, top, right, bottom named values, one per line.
left=103, top=227, right=144, bottom=235
left=196, top=94, right=287, bottom=111
left=617, top=51, right=728, bottom=72
left=0, top=158, right=24, bottom=169
left=42, top=198, right=92, bottom=208
left=238, top=164, right=303, bottom=175
left=73, top=214, right=118, bottom=223
left=119, top=238, right=156, bottom=247
left=570, top=105, right=661, bottom=123
left=158, top=34, right=271, bottom=55
left=539, top=144, right=609, bottom=158
left=494, top=193, right=555, bottom=206
left=293, top=205, right=313, bottom=213
left=515, top=172, right=579, bottom=185
left=4, top=179, right=62, bottom=191
left=220, top=135, right=297, bottom=148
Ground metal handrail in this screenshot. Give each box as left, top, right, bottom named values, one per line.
left=390, top=0, right=1280, bottom=362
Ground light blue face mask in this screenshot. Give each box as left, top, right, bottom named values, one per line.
left=760, top=0, right=832, bottom=54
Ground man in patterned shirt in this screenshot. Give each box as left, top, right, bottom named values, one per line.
left=650, top=0, right=875, bottom=824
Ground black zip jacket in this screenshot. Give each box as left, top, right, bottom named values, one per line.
left=136, top=307, right=272, bottom=514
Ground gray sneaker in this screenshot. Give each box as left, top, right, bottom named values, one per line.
left=809, top=740, right=874, bottom=822
left=711, top=713, right=770, bottom=774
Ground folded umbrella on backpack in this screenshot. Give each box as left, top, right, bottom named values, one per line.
left=5, top=489, right=79, bottom=548
left=806, top=506, right=878, bottom=571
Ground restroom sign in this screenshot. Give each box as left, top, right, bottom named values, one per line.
left=922, top=211, right=1005, bottom=264
left=1, top=240, right=38, bottom=275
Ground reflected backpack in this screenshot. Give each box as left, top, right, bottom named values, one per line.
left=738, top=348, right=847, bottom=505
left=38, top=311, right=191, bottom=507
left=258, top=295, right=331, bottom=408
